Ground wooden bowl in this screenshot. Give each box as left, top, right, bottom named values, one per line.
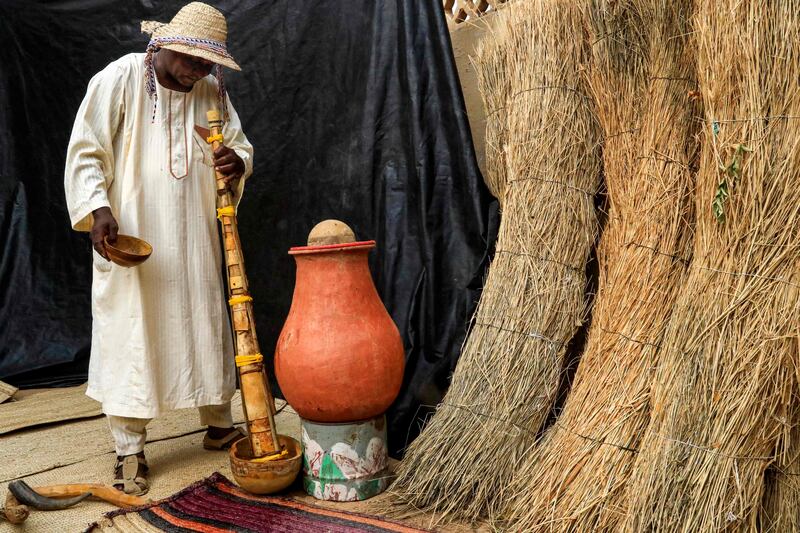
left=229, top=435, right=302, bottom=495
left=104, top=234, right=152, bottom=267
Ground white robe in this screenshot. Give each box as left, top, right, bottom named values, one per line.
left=64, top=53, right=253, bottom=418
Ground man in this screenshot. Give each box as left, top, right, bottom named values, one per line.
left=64, top=2, right=253, bottom=495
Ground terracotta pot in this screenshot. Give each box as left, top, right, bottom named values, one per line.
left=275, top=240, right=405, bottom=423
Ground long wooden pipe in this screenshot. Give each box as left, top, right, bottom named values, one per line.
left=206, top=109, right=281, bottom=458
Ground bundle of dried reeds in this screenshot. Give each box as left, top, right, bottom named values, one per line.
left=385, top=0, right=602, bottom=523
left=623, top=1, right=800, bottom=530
left=761, top=400, right=800, bottom=532
left=503, top=0, right=698, bottom=529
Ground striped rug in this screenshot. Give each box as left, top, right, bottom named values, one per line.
left=87, top=472, right=430, bottom=532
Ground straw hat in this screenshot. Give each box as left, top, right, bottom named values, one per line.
left=141, top=2, right=241, bottom=71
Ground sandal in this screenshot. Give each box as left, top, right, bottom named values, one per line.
left=113, top=453, right=149, bottom=496
left=203, top=426, right=247, bottom=450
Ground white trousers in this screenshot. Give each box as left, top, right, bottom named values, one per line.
left=107, top=403, right=234, bottom=456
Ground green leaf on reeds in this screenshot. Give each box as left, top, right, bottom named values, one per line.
left=712, top=179, right=729, bottom=223
left=713, top=144, right=751, bottom=223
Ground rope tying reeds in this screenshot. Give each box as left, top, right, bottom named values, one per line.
left=506, top=176, right=596, bottom=197
left=624, top=241, right=690, bottom=264
left=472, top=321, right=566, bottom=347
left=493, top=249, right=584, bottom=273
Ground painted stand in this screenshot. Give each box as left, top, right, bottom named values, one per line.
left=301, top=415, right=390, bottom=502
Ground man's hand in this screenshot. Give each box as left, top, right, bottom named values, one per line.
left=91, top=206, right=118, bottom=261
left=213, top=145, right=245, bottom=189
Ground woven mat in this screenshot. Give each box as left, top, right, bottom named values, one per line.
left=0, top=384, right=102, bottom=434
left=0, top=380, right=18, bottom=403
left=0, top=392, right=250, bottom=483
left=0, top=411, right=302, bottom=533
left=88, top=473, right=430, bottom=533
left=1, top=420, right=481, bottom=533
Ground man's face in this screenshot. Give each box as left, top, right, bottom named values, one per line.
left=161, top=49, right=215, bottom=88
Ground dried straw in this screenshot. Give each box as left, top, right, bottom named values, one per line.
left=623, top=1, right=800, bottom=530
left=475, top=21, right=510, bottom=203
left=385, top=0, right=601, bottom=523
left=503, top=0, right=699, bottom=529
left=760, top=399, right=800, bottom=532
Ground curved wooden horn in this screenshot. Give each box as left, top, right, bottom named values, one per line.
left=8, top=480, right=91, bottom=511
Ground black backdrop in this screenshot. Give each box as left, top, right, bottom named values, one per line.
left=0, top=0, right=498, bottom=455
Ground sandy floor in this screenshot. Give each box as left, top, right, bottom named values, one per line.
left=0, top=386, right=487, bottom=532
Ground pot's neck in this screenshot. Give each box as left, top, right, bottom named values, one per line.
left=293, top=250, right=377, bottom=298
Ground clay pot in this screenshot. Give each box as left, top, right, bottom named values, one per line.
left=275, top=239, right=405, bottom=423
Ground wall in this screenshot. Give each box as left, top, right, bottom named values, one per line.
left=448, top=15, right=495, bottom=180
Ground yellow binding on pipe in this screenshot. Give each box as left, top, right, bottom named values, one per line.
left=206, top=133, right=224, bottom=144
left=228, top=295, right=253, bottom=306
left=235, top=354, right=264, bottom=367
left=217, top=206, right=236, bottom=220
